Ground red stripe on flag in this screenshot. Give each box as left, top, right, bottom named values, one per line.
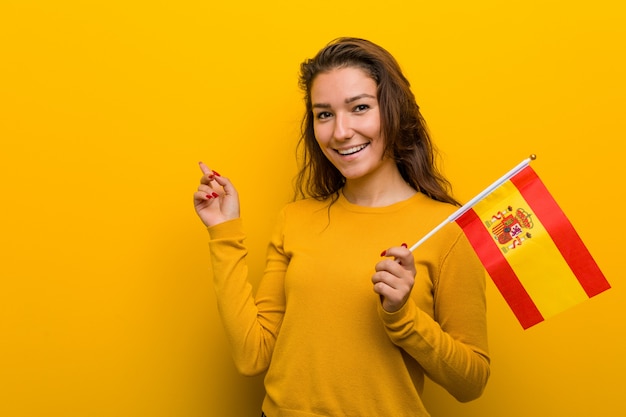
left=457, top=209, right=544, bottom=329
left=511, top=167, right=611, bottom=298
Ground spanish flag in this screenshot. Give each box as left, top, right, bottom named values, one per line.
left=410, top=156, right=611, bottom=329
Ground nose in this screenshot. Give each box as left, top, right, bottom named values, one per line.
left=333, top=112, right=353, bottom=140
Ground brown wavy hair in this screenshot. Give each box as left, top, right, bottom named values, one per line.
left=294, top=37, right=459, bottom=206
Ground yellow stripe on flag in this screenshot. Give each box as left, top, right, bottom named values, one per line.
left=472, top=181, right=589, bottom=319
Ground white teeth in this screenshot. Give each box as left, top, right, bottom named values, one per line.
left=337, top=143, right=368, bottom=155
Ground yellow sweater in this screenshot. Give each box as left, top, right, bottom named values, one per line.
left=208, top=192, right=490, bottom=417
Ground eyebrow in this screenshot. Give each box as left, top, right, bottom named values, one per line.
left=312, top=93, right=377, bottom=109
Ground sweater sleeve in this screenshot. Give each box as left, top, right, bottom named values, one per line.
left=207, top=214, right=288, bottom=376
left=377, top=230, right=490, bottom=402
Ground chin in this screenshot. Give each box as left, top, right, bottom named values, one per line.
left=339, top=169, right=370, bottom=181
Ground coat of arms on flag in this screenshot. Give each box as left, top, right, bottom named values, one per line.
left=485, top=206, right=533, bottom=253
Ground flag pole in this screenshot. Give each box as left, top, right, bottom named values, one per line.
left=409, top=154, right=536, bottom=252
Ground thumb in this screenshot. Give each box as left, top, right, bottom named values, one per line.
left=212, top=174, right=238, bottom=197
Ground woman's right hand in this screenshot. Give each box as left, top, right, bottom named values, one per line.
left=193, top=162, right=240, bottom=227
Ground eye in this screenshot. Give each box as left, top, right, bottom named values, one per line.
left=354, top=104, right=370, bottom=112
left=316, top=111, right=332, bottom=120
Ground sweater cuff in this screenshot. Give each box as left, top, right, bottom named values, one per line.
left=377, top=298, right=417, bottom=330
left=207, top=218, right=244, bottom=240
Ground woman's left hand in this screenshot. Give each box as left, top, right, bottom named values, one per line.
left=372, top=244, right=416, bottom=313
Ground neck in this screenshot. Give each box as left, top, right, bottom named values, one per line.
left=342, top=166, right=416, bottom=207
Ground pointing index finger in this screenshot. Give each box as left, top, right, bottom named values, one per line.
left=198, top=161, right=211, bottom=175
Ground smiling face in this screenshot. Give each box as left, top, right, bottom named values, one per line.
left=311, top=66, right=394, bottom=183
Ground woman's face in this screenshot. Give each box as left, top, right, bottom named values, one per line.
left=311, top=66, right=390, bottom=182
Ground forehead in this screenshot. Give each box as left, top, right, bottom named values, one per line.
left=311, top=67, right=378, bottom=102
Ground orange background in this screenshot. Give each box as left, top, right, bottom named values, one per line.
left=1, top=1, right=624, bottom=416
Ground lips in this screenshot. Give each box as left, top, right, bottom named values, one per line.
left=335, top=143, right=369, bottom=156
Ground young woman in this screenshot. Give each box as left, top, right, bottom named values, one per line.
left=194, top=37, right=490, bottom=417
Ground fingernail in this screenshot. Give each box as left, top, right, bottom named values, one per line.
left=211, top=192, right=219, bottom=198
left=212, top=170, right=221, bottom=177
left=205, top=194, right=213, bottom=199
left=401, top=243, right=408, bottom=248
left=380, top=250, right=387, bottom=257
